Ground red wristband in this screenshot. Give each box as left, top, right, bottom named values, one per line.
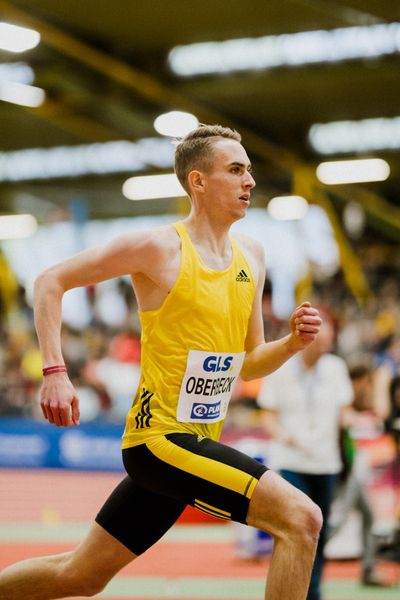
left=42, top=365, right=67, bottom=376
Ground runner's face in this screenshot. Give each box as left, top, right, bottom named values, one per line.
left=202, top=139, right=255, bottom=219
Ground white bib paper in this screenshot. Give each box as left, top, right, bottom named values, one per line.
left=177, top=350, right=245, bottom=423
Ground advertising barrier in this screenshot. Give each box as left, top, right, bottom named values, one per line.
left=0, top=418, right=124, bottom=471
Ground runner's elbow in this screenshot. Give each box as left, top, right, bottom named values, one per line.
left=34, top=269, right=65, bottom=298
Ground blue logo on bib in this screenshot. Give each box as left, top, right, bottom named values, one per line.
left=203, top=356, right=233, bottom=372
left=190, top=402, right=221, bottom=419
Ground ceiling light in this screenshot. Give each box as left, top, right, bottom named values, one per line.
left=154, top=111, right=199, bottom=137
left=0, top=214, right=37, bottom=240
left=122, top=173, right=186, bottom=200
left=309, top=116, right=400, bottom=154
left=267, top=195, right=309, bottom=220
left=0, top=138, right=175, bottom=182
left=0, top=82, right=45, bottom=107
left=169, top=23, right=400, bottom=76
left=0, top=22, right=40, bottom=53
left=0, top=62, right=34, bottom=85
left=316, top=159, right=390, bottom=184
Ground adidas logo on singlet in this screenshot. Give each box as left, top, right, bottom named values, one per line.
left=236, top=269, right=250, bottom=282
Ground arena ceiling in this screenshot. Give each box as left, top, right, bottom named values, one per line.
left=0, top=0, right=400, bottom=242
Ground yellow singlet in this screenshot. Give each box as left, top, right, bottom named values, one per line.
left=122, top=221, right=256, bottom=449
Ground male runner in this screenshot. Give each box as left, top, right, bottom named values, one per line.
left=0, top=124, right=322, bottom=600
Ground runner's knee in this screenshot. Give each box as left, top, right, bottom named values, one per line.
left=290, top=496, right=323, bottom=544
left=273, top=486, right=322, bottom=544
left=270, top=495, right=322, bottom=546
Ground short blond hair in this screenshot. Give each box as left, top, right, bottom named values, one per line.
left=175, top=124, right=241, bottom=194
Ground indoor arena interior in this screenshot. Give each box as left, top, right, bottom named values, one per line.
left=0, top=2, right=400, bottom=599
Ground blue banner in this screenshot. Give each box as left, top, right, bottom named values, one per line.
left=0, top=418, right=124, bottom=471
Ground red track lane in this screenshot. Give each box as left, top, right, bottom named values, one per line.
left=1, top=540, right=398, bottom=582
left=0, top=469, right=122, bottom=522
left=2, top=468, right=399, bottom=597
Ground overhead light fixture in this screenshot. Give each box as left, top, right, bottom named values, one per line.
left=0, top=22, right=40, bottom=53
left=316, top=158, right=390, bottom=185
left=169, top=23, right=400, bottom=76
left=0, top=138, right=175, bottom=182
left=0, top=214, right=37, bottom=240
left=0, top=62, right=34, bottom=85
left=309, top=116, right=400, bottom=154
left=267, top=195, right=309, bottom=221
left=122, top=173, right=186, bottom=200
left=0, top=81, right=45, bottom=107
left=154, top=111, right=199, bottom=137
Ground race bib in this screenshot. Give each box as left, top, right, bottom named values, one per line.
left=177, top=350, right=245, bottom=423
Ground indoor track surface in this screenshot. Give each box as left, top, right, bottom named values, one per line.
left=1, top=469, right=399, bottom=599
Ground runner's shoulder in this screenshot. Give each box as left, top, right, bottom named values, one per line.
left=146, top=223, right=181, bottom=256
left=116, top=223, right=180, bottom=257
left=234, top=233, right=265, bottom=265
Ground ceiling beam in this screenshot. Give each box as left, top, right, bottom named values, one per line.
left=312, top=188, right=373, bottom=305
left=22, top=97, right=124, bottom=142
left=293, top=166, right=373, bottom=305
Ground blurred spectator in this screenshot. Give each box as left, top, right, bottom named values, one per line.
left=328, top=363, right=389, bottom=587
left=375, top=335, right=400, bottom=420
left=381, top=375, right=400, bottom=560
left=388, top=375, right=400, bottom=454
left=83, top=330, right=141, bottom=422
left=0, top=250, right=18, bottom=325
left=257, top=316, right=353, bottom=600
left=358, top=372, right=400, bottom=566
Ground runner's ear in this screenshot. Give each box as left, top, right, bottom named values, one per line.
left=187, top=170, right=204, bottom=192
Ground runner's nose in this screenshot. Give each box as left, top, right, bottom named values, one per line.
left=244, top=171, right=256, bottom=189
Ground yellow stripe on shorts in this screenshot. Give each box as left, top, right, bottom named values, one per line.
left=194, top=501, right=231, bottom=520
left=147, top=436, right=257, bottom=499
left=194, top=499, right=231, bottom=519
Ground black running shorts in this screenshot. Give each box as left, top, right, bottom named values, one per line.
left=95, top=432, right=268, bottom=555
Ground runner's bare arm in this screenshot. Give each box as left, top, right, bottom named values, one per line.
left=240, top=241, right=321, bottom=381
left=34, top=228, right=174, bottom=428
left=34, top=230, right=166, bottom=361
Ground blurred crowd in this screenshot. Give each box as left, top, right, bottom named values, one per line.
left=1, top=260, right=400, bottom=431
left=0, top=276, right=142, bottom=423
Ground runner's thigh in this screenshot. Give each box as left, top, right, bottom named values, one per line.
left=95, top=475, right=187, bottom=555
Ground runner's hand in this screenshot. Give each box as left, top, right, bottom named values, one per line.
left=288, top=301, right=322, bottom=351
left=40, top=373, right=80, bottom=427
